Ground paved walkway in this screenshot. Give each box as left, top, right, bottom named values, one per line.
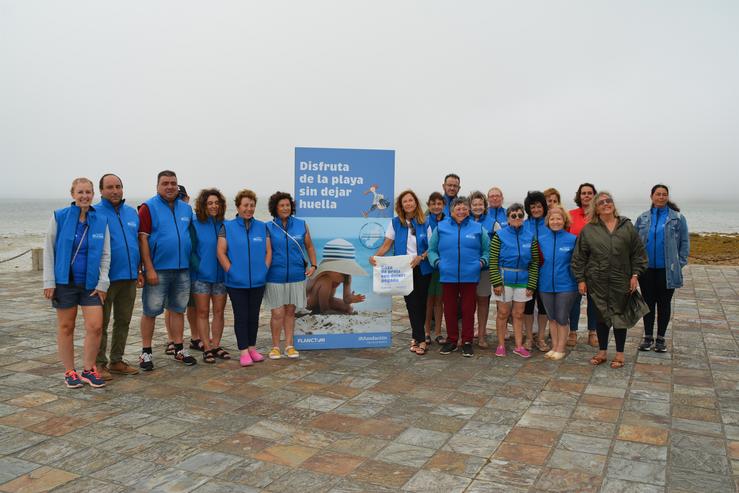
left=0, top=266, right=737, bottom=492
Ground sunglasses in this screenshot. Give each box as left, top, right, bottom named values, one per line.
left=509, top=212, right=525, bottom=219
left=596, top=198, right=613, bottom=206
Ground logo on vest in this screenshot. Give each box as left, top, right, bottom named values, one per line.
left=253, top=237, right=264, bottom=242
left=91, top=233, right=105, bottom=240
left=127, top=221, right=137, bottom=228
left=465, top=234, right=478, bottom=239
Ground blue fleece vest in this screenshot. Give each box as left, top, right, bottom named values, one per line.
left=427, top=212, right=445, bottom=232
left=145, top=195, right=192, bottom=270
left=94, top=198, right=140, bottom=281
left=496, top=225, right=534, bottom=287
left=473, top=214, right=494, bottom=239
left=436, top=216, right=485, bottom=283
left=53, top=204, right=108, bottom=290
left=537, top=228, right=577, bottom=293
left=267, top=216, right=308, bottom=283
left=192, top=215, right=224, bottom=283
left=223, top=217, right=268, bottom=288
left=524, top=217, right=545, bottom=240
left=391, top=216, right=433, bottom=275
left=487, top=207, right=507, bottom=230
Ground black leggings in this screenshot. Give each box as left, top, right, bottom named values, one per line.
left=596, top=321, right=627, bottom=352
left=639, top=268, right=674, bottom=339
left=405, top=267, right=431, bottom=343
left=227, top=286, right=265, bottom=349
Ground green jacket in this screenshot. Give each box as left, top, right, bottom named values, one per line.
left=571, top=217, right=649, bottom=328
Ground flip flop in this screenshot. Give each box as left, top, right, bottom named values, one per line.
left=610, top=359, right=625, bottom=369
left=590, top=354, right=608, bottom=366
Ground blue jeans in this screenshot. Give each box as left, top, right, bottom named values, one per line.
left=142, top=269, right=190, bottom=317
left=568, top=294, right=598, bottom=331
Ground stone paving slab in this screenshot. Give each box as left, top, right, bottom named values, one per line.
left=0, top=266, right=737, bottom=492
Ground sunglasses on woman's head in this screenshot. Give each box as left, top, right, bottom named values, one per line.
left=509, top=212, right=524, bottom=219
left=596, top=198, right=613, bottom=206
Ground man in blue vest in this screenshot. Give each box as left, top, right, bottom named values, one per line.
left=94, top=174, right=141, bottom=380
left=138, top=170, right=197, bottom=370
left=442, top=173, right=461, bottom=216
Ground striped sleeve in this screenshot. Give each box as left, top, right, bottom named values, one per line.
left=527, top=238, right=540, bottom=291
left=489, top=234, right=503, bottom=287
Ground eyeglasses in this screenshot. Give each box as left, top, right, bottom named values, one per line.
left=509, top=212, right=524, bottom=219
left=596, top=198, right=613, bottom=206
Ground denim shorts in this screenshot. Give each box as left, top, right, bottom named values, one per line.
left=52, top=283, right=103, bottom=309
left=191, top=280, right=227, bottom=296
left=142, top=269, right=190, bottom=317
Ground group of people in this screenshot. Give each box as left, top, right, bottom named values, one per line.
left=371, top=174, right=689, bottom=371
left=43, top=170, right=689, bottom=389
left=44, top=171, right=317, bottom=388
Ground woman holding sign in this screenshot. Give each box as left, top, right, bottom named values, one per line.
left=370, top=190, right=433, bottom=355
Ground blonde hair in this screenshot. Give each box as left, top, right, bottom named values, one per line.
left=586, top=191, right=620, bottom=224
left=545, top=205, right=571, bottom=229
left=70, top=177, right=94, bottom=194
left=395, top=189, right=426, bottom=225
left=543, top=187, right=561, bottom=204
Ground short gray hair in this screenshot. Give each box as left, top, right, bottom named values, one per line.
left=450, top=196, right=470, bottom=210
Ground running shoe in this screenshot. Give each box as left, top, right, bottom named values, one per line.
left=495, top=345, right=506, bottom=357
left=462, top=342, right=474, bottom=357
left=175, top=349, right=197, bottom=366
left=64, top=370, right=83, bottom=389
left=513, top=346, right=531, bottom=358
left=439, top=342, right=457, bottom=354
left=139, top=351, right=154, bottom=371
left=80, top=368, right=106, bottom=388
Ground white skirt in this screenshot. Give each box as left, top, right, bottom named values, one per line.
left=264, top=281, right=307, bottom=310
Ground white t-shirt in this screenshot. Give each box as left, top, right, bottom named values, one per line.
left=385, top=219, right=432, bottom=257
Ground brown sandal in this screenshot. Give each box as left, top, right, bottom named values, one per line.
left=414, top=343, right=428, bottom=355
left=610, top=358, right=625, bottom=369
left=409, top=340, right=419, bottom=353
left=536, top=338, right=550, bottom=352
left=590, top=354, right=608, bottom=366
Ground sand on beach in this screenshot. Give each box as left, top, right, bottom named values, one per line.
left=296, top=311, right=390, bottom=335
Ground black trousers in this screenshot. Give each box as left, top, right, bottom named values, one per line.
left=639, top=268, right=674, bottom=339
left=596, top=322, right=627, bottom=352
left=405, top=267, right=431, bottom=343
left=227, top=286, right=265, bottom=349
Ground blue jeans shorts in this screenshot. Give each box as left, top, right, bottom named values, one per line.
left=142, top=269, right=190, bottom=317
left=52, top=283, right=103, bottom=309
left=191, top=280, right=227, bottom=296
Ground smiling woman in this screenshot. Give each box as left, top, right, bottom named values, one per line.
left=42, top=177, right=111, bottom=389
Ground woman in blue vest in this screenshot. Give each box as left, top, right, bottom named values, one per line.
left=424, top=192, right=446, bottom=345
left=217, top=189, right=272, bottom=367
left=634, top=184, right=689, bottom=353
left=489, top=203, right=540, bottom=358
left=265, top=191, right=317, bottom=360
left=428, top=196, right=490, bottom=357
left=470, top=191, right=494, bottom=348
left=191, top=188, right=228, bottom=363
left=537, top=205, right=578, bottom=360
left=43, top=177, right=111, bottom=388
left=370, top=190, right=433, bottom=355
left=523, top=191, right=550, bottom=352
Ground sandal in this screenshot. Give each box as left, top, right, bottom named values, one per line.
left=610, top=358, right=625, bottom=369
left=434, top=336, right=446, bottom=345
left=212, top=347, right=231, bottom=360
left=590, top=354, right=608, bottom=366
left=478, top=339, right=489, bottom=349
left=409, top=340, right=419, bottom=353
left=414, top=343, right=428, bottom=355
left=165, top=342, right=175, bottom=355
left=536, top=338, right=550, bottom=352
left=203, top=349, right=216, bottom=364
left=425, top=336, right=432, bottom=346
left=189, top=339, right=204, bottom=352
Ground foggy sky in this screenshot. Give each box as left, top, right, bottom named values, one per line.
left=1, top=0, right=738, bottom=205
